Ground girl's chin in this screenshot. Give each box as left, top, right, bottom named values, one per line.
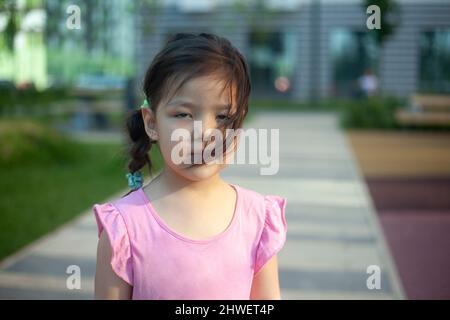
left=180, top=160, right=221, bottom=169
left=178, top=163, right=222, bottom=180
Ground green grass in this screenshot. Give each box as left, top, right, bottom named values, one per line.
left=0, top=119, right=162, bottom=260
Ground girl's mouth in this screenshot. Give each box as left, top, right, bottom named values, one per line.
left=188, top=149, right=217, bottom=166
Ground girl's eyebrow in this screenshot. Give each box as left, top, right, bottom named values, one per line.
left=167, top=99, right=230, bottom=110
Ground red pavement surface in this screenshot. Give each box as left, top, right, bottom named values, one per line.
left=366, top=177, right=450, bottom=300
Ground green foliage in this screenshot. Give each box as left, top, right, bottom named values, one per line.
left=47, top=48, right=135, bottom=85
left=0, top=119, right=84, bottom=166
left=340, top=96, right=402, bottom=129
left=0, top=85, right=69, bottom=116
left=1, top=0, right=18, bottom=52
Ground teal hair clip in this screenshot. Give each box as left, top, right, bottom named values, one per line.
left=140, top=99, right=149, bottom=109
left=126, top=171, right=143, bottom=190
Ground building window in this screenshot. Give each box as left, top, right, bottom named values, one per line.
left=248, top=31, right=296, bottom=98
left=330, top=29, right=378, bottom=98
left=419, top=29, right=450, bottom=94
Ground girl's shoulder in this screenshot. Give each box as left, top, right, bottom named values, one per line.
left=91, top=190, right=143, bottom=286
left=233, top=184, right=288, bottom=274
left=92, top=188, right=148, bottom=233
left=232, top=183, right=287, bottom=224
left=97, top=186, right=143, bottom=207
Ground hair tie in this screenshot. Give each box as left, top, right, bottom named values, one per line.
left=140, top=99, right=149, bottom=109
left=126, top=171, right=144, bottom=190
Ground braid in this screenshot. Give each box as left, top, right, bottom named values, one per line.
left=124, top=110, right=153, bottom=197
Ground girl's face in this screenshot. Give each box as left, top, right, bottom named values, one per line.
left=143, top=75, right=238, bottom=182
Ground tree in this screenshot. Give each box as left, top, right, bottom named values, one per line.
left=1, top=0, right=19, bottom=52
left=364, top=0, right=400, bottom=47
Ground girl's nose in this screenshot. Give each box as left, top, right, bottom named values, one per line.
left=190, top=115, right=218, bottom=152
left=190, top=115, right=216, bottom=138
left=201, top=114, right=218, bottom=133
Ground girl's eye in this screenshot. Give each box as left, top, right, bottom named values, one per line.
left=217, top=114, right=231, bottom=121
left=174, top=113, right=192, bottom=119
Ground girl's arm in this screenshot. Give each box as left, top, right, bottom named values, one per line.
left=94, top=231, right=133, bottom=299
left=249, top=255, right=282, bottom=300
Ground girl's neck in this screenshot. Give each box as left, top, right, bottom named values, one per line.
left=152, top=167, right=225, bottom=198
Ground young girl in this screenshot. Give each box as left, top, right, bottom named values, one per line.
left=93, top=33, right=287, bottom=300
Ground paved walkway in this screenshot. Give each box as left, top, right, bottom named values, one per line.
left=0, top=112, right=405, bottom=299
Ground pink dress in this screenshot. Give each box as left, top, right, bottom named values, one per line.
left=92, top=183, right=287, bottom=300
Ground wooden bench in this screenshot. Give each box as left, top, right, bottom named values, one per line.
left=395, top=94, right=450, bottom=126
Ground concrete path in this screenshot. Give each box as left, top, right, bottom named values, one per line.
left=222, top=112, right=404, bottom=299
left=0, top=112, right=405, bottom=299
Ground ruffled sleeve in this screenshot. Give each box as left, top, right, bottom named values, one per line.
left=93, top=203, right=133, bottom=286
left=254, top=195, right=288, bottom=275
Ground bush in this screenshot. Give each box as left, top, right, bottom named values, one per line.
left=0, top=85, right=70, bottom=117
left=339, top=96, right=403, bottom=129
left=0, top=119, right=84, bottom=167
left=0, top=81, right=18, bottom=115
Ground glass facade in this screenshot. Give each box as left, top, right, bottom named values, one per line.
left=419, top=29, right=450, bottom=94
left=248, top=30, right=296, bottom=98
left=330, top=29, right=378, bottom=98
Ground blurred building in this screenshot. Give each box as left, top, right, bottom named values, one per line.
left=2, top=0, right=449, bottom=99
left=135, top=0, right=450, bottom=100
left=45, top=0, right=135, bottom=86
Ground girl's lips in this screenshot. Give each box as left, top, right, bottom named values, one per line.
left=190, top=153, right=203, bottom=163
left=188, top=153, right=216, bottom=166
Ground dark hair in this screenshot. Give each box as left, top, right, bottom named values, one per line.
left=124, top=32, right=251, bottom=191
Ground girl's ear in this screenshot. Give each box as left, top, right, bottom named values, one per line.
left=141, top=108, right=159, bottom=141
